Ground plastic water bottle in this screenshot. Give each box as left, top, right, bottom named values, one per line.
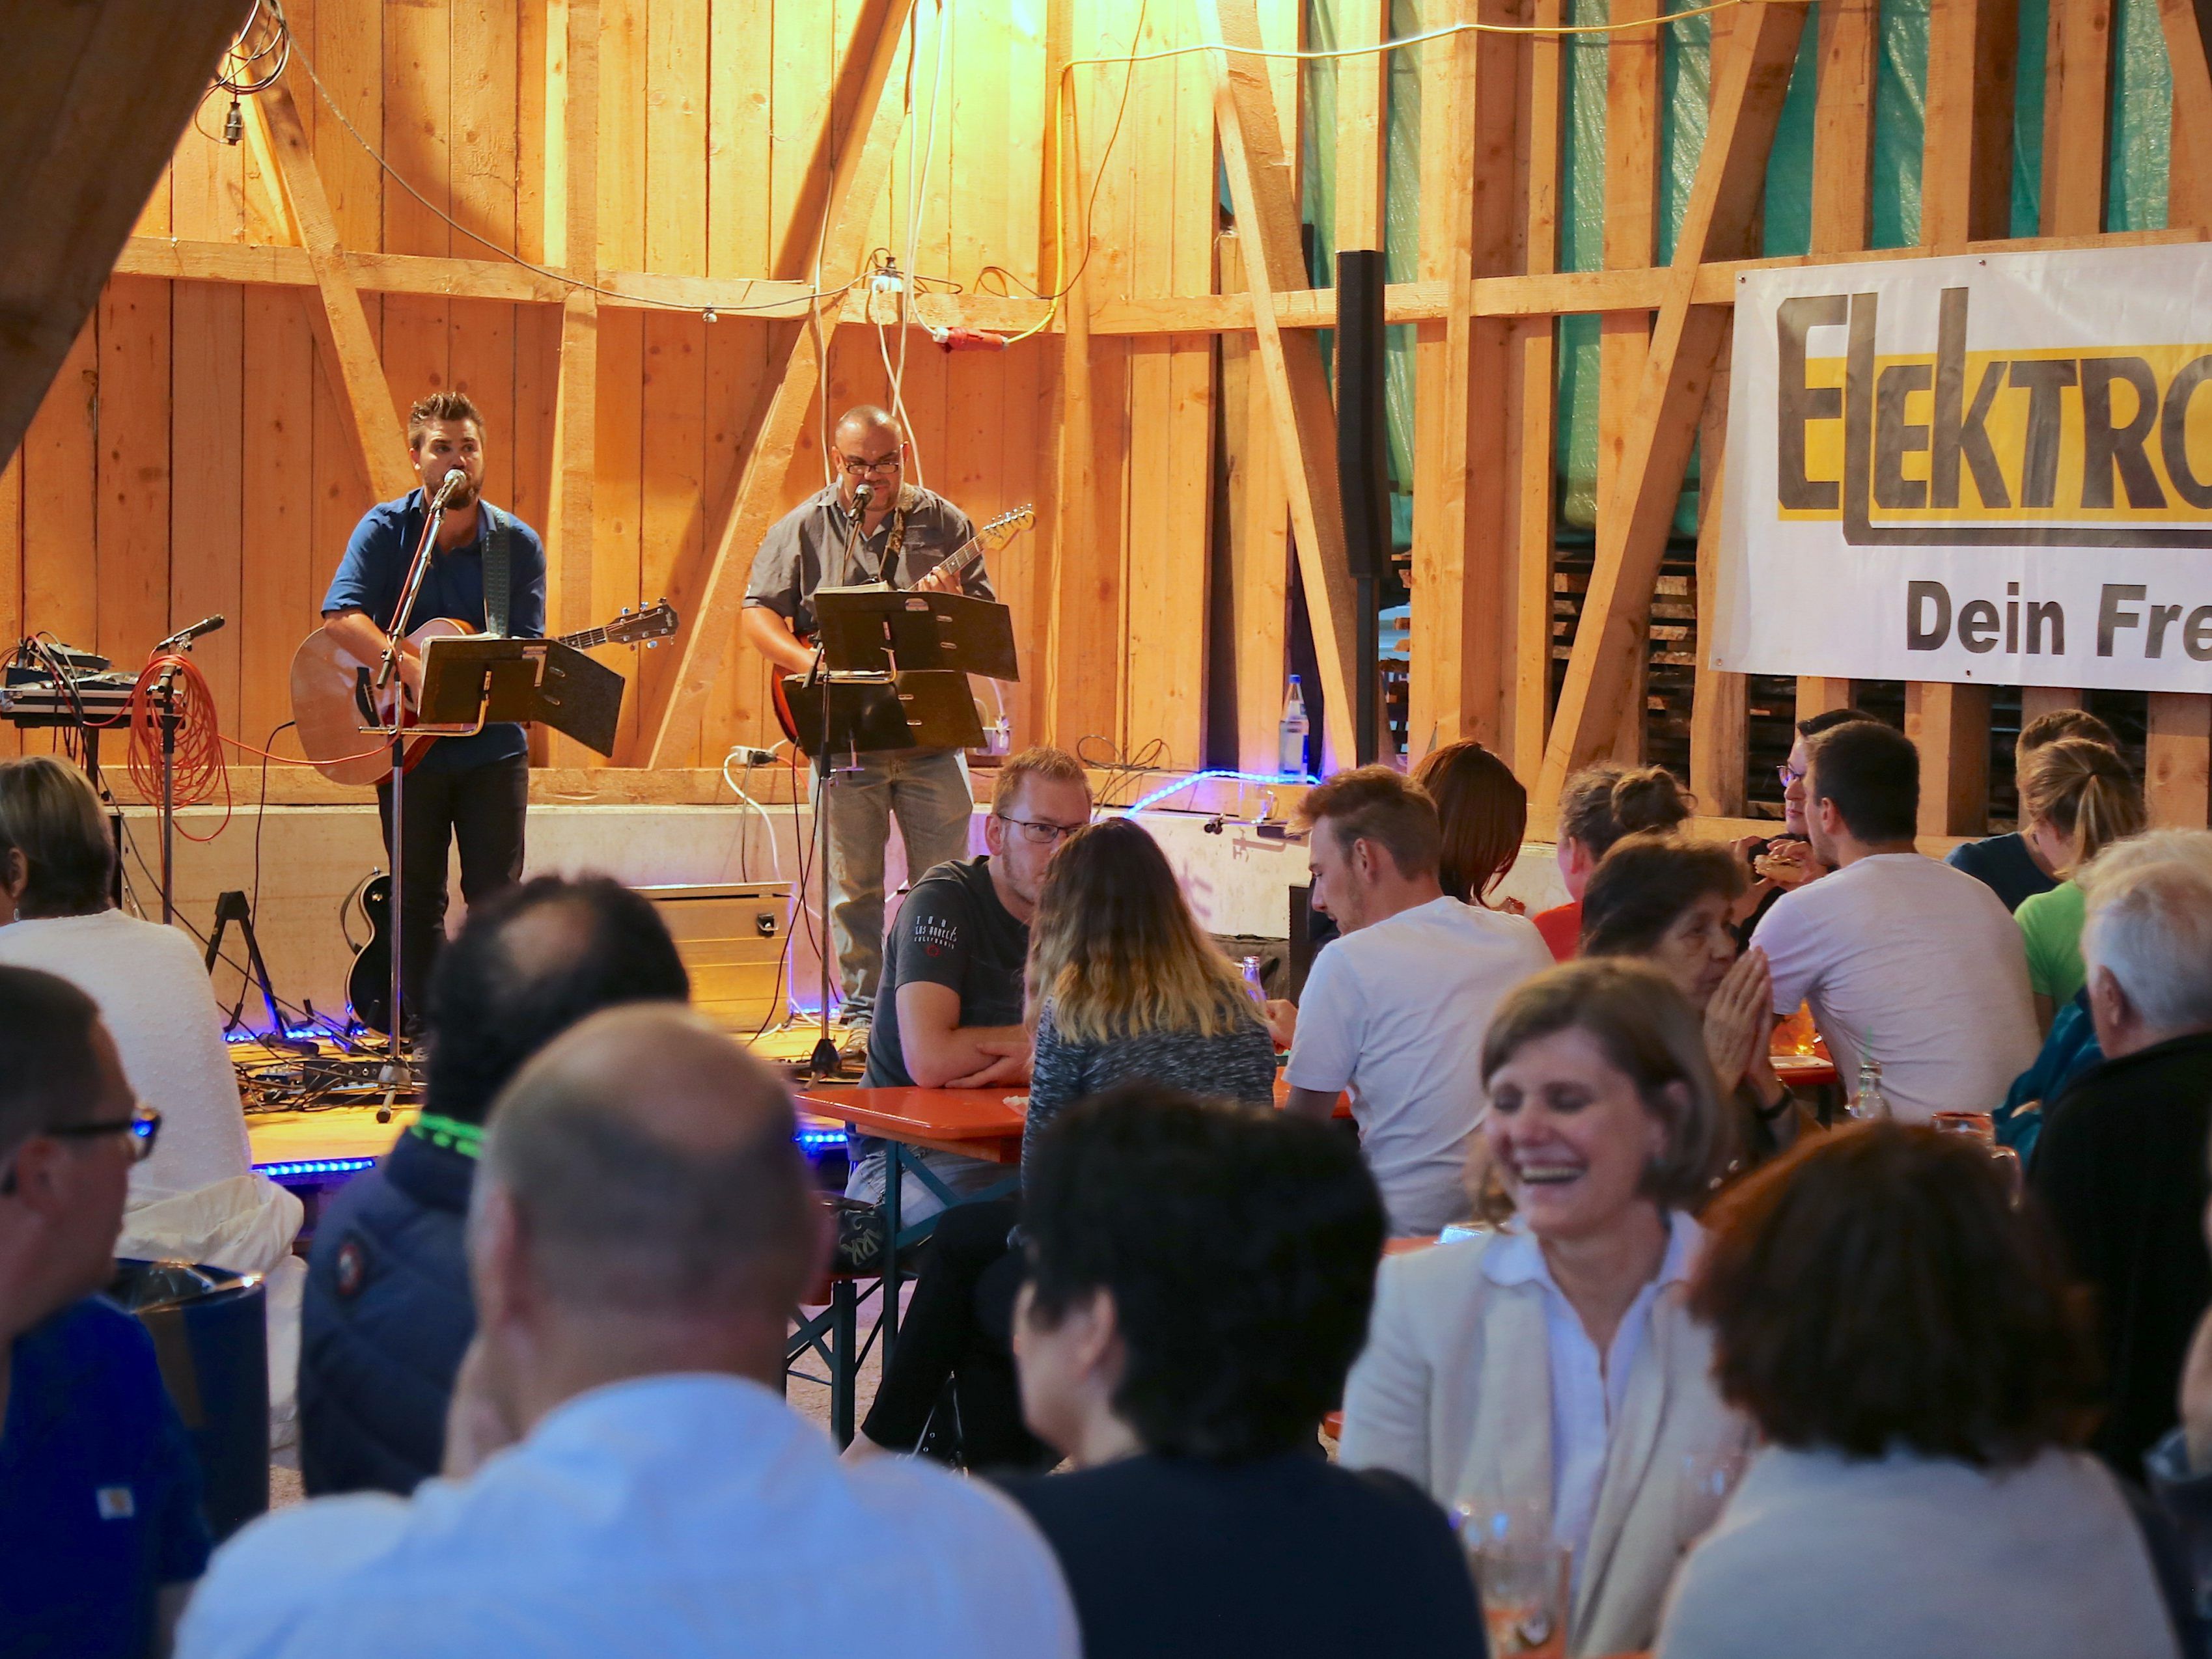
left=1848, top=1055, right=1892, bottom=1121
left=1241, top=955, right=1267, bottom=1004
left=1278, top=677, right=1310, bottom=778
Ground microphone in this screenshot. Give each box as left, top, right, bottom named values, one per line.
left=850, top=480, right=874, bottom=521
left=432, top=468, right=469, bottom=508
left=154, top=614, right=225, bottom=653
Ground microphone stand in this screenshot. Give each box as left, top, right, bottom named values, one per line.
left=370, top=487, right=451, bottom=1099
left=156, top=659, right=182, bottom=925
left=809, top=487, right=877, bottom=1082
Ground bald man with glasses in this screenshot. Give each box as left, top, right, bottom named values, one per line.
left=0, top=966, right=210, bottom=1659
left=743, top=405, right=998, bottom=1050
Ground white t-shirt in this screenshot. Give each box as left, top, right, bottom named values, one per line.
left=1751, top=853, right=2039, bottom=1122
left=178, top=1373, right=1078, bottom=1659
left=1286, top=895, right=1554, bottom=1234
left=0, top=909, right=251, bottom=1196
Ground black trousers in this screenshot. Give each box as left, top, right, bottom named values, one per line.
left=861, top=1198, right=1050, bottom=1471
left=375, top=752, right=527, bottom=1028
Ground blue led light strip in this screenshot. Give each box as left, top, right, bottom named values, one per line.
left=255, top=1129, right=850, bottom=1181
left=1123, top=768, right=1316, bottom=815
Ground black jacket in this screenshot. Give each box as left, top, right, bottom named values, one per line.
left=2034, top=1030, right=2212, bottom=1478
left=298, top=1130, right=477, bottom=1496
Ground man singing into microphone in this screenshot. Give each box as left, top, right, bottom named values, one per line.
left=320, top=391, right=547, bottom=1032
left=741, top=405, right=988, bottom=1052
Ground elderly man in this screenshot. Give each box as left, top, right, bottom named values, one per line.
left=0, top=967, right=210, bottom=1659
left=2032, top=829, right=2212, bottom=1477
left=180, top=1006, right=1077, bottom=1659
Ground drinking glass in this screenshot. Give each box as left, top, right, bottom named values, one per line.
left=1457, top=1501, right=1569, bottom=1658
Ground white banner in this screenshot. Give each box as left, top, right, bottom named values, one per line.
left=1712, top=243, right=2212, bottom=694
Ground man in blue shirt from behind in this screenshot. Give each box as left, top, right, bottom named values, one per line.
left=0, top=965, right=211, bottom=1658
left=321, top=390, right=547, bottom=1030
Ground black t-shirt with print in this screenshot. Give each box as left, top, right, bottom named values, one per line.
left=861, top=855, right=1029, bottom=1089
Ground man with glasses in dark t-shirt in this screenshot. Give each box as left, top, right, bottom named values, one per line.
left=845, top=747, right=1092, bottom=1224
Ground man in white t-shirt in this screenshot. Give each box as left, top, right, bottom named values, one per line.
left=179, top=1006, right=1075, bottom=1659
left=1751, top=720, right=2038, bottom=1121
left=1283, top=767, right=1554, bottom=1234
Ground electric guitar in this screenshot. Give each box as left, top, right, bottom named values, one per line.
left=769, top=505, right=1033, bottom=747
left=290, top=601, right=678, bottom=786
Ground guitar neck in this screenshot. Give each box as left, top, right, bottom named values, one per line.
left=557, top=624, right=611, bottom=650
left=911, top=536, right=981, bottom=592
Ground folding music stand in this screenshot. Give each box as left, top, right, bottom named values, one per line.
left=362, top=636, right=628, bottom=1099
left=786, top=585, right=1017, bottom=1080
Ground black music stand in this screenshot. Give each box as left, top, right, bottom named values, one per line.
left=786, top=585, right=1016, bottom=1080
left=362, top=636, right=627, bottom=1106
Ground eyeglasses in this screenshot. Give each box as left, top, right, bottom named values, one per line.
left=1777, top=761, right=1807, bottom=788
left=1, top=1103, right=161, bottom=1194
left=836, top=450, right=903, bottom=476
left=995, top=813, right=1088, bottom=847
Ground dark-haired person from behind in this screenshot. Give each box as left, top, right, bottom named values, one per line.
left=1948, top=707, right=2120, bottom=912
left=1749, top=719, right=2038, bottom=1120
left=1532, top=763, right=1692, bottom=960
left=299, top=875, right=689, bottom=1496
left=1656, top=1124, right=2198, bottom=1659
left=0, top=967, right=212, bottom=1659
left=997, top=1087, right=1486, bottom=1659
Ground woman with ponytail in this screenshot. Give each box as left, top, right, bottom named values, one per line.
left=2014, top=739, right=2146, bottom=1026
left=1532, top=764, right=1694, bottom=961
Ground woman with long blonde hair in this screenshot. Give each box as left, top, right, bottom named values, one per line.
left=1022, top=817, right=1278, bottom=1163
left=853, top=817, right=1276, bottom=1469
left=2014, top=737, right=2146, bottom=1027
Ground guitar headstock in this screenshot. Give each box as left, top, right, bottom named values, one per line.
left=976, top=505, right=1036, bottom=550
left=606, top=599, right=679, bottom=645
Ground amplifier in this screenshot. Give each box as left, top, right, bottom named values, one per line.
left=634, top=881, right=791, bottom=1034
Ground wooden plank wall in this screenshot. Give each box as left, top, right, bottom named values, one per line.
left=4, top=0, right=2207, bottom=834
left=3, top=0, right=1086, bottom=771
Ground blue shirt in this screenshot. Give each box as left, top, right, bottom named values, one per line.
left=179, top=1374, right=1076, bottom=1659
left=0, top=1297, right=212, bottom=1659
left=322, top=493, right=548, bottom=773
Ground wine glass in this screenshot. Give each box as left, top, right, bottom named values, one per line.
left=1456, top=1500, right=1570, bottom=1658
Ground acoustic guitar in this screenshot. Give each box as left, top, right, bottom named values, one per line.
left=290, top=601, right=678, bottom=786
left=769, top=505, right=1034, bottom=747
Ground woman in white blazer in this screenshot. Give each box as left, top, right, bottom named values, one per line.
left=1338, top=959, right=1751, bottom=1658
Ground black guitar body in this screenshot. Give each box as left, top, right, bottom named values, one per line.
left=346, top=873, right=394, bottom=1036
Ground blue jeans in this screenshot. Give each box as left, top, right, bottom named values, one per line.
left=822, top=746, right=975, bottom=1022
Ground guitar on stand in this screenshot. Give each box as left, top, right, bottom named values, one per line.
left=769, top=505, right=1032, bottom=747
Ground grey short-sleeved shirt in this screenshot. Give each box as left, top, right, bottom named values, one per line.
left=743, top=483, right=991, bottom=640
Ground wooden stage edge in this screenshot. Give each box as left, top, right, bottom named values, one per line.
left=242, top=1021, right=856, bottom=1181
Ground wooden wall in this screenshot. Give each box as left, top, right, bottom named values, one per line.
left=4, top=0, right=2209, bottom=837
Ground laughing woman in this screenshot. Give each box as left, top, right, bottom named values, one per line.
left=1338, top=959, right=1750, bottom=1659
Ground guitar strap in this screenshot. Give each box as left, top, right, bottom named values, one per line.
left=480, top=502, right=513, bottom=637
left=876, top=495, right=911, bottom=585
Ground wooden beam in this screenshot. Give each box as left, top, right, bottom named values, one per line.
left=1797, top=0, right=1875, bottom=726
left=635, top=0, right=917, bottom=767
left=1597, top=0, right=1661, bottom=763
left=1907, top=0, right=2017, bottom=839
left=1690, top=335, right=1745, bottom=815
left=1907, top=681, right=1994, bottom=837
left=1536, top=0, right=1808, bottom=808
left=545, top=0, right=600, bottom=765
left=2158, top=0, right=2212, bottom=822
left=2042, top=0, right=2114, bottom=236
left=0, top=0, right=254, bottom=467
left=1219, top=230, right=1293, bottom=774
left=247, top=77, right=417, bottom=502
left=1510, top=0, right=1564, bottom=781
left=1333, top=0, right=1391, bottom=253
left=1201, top=0, right=1359, bottom=771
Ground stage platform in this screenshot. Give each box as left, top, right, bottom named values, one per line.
left=240, top=1024, right=856, bottom=1190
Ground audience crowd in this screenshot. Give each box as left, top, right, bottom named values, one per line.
left=7, top=713, right=2212, bottom=1659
